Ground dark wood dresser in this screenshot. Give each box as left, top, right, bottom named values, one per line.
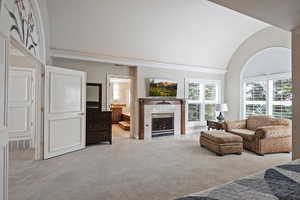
left=86, top=110, right=112, bottom=145
left=86, top=83, right=112, bottom=145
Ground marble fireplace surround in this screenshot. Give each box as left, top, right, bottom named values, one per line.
left=139, top=98, right=186, bottom=140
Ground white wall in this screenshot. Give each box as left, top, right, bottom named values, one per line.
left=224, top=27, right=291, bottom=120
left=133, top=66, right=225, bottom=138
left=52, top=58, right=135, bottom=110
left=292, top=30, right=300, bottom=159
left=137, top=67, right=225, bottom=99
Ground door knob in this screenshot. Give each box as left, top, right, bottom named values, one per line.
left=79, top=113, right=85, bottom=116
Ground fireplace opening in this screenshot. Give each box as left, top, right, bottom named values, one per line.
left=152, top=113, right=175, bottom=137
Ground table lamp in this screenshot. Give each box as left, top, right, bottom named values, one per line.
left=216, top=104, right=228, bottom=121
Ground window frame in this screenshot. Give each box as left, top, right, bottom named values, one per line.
left=185, top=78, right=221, bottom=127
left=241, top=73, right=292, bottom=119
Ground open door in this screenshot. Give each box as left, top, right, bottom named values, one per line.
left=44, top=66, right=86, bottom=159
left=8, top=67, right=35, bottom=142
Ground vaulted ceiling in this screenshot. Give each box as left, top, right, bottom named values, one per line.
left=209, top=0, right=300, bottom=31
left=46, top=0, right=269, bottom=69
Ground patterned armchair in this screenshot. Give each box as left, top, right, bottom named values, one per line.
left=224, top=115, right=292, bottom=155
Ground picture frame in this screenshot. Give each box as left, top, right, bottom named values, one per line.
left=148, top=78, right=178, bottom=97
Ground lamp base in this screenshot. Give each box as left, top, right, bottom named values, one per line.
left=217, top=112, right=225, bottom=121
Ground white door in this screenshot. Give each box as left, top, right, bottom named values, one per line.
left=44, top=66, right=86, bottom=159
left=0, top=36, right=9, bottom=200
left=8, top=67, right=34, bottom=142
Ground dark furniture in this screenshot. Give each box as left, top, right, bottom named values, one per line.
left=86, top=111, right=112, bottom=145
left=110, top=104, right=125, bottom=123
left=207, top=120, right=225, bottom=130
left=86, top=83, right=102, bottom=111
left=86, top=83, right=112, bottom=145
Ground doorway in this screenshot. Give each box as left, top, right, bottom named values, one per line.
left=107, top=75, right=133, bottom=139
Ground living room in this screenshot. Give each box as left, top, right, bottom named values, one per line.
left=1, top=0, right=300, bottom=200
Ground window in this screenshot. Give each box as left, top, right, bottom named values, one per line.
left=243, top=75, right=292, bottom=120
left=204, top=84, right=217, bottom=120
left=188, top=104, right=201, bottom=121
left=272, top=79, right=292, bottom=119
left=185, top=79, right=220, bottom=125
left=112, top=83, right=120, bottom=101
left=245, top=81, right=267, bottom=118
left=187, top=83, right=201, bottom=122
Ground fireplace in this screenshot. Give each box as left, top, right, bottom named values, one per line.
left=152, top=113, right=175, bottom=137
left=139, top=98, right=186, bottom=140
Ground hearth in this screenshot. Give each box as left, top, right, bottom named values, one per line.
left=152, top=113, right=174, bottom=137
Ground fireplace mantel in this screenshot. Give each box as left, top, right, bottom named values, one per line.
left=139, top=98, right=185, bottom=105
left=139, top=98, right=186, bottom=139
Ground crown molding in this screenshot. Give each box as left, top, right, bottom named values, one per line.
left=50, top=48, right=227, bottom=75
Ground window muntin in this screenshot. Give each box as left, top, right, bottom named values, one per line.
left=188, top=83, right=201, bottom=101
left=188, top=104, right=201, bottom=122
left=245, top=81, right=267, bottom=118
left=272, top=78, right=292, bottom=119
left=246, top=81, right=266, bottom=101
left=186, top=80, right=220, bottom=123
left=243, top=77, right=292, bottom=120
left=205, top=104, right=216, bottom=121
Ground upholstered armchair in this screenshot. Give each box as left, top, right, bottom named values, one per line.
left=224, top=115, right=292, bottom=155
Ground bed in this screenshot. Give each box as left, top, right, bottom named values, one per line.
left=177, top=159, right=300, bottom=200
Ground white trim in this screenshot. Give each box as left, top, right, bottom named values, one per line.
left=244, top=72, right=291, bottom=82
left=10, top=37, right=44, bottom=66
left=51, top=48, right=227, bottom=75
left=2, top=144, right=8, bottom=200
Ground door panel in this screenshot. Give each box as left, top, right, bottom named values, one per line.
left=44, top=66, right=86, bottom=159
left=49, top=117, right=82, bottom=152
left=8, top=72, right=30, bottom=102
left=8, top=68, right=34, bottom=141
left=50, top=73, right=82, bottom=113
left=8, top=107, right=28, bottom=133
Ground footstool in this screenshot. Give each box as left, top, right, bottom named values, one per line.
left=200, top=130, right=243, bottom=156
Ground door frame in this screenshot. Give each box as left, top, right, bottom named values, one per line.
left=106, top=74, right=135, bottom=138
left=0, top=32, right=9, bottom=200
left=9, top=38, right=45, bottom=160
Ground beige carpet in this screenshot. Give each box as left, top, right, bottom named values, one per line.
left=9, top=133, right=291, bottom=200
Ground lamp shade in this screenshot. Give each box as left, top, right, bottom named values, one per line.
left=216, top=104, right=228, bottom=112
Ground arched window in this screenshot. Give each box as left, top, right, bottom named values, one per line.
left=241, top=47, right=292, bottom=119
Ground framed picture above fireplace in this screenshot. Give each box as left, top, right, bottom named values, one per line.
left=149, top=78, right=178, bottom=97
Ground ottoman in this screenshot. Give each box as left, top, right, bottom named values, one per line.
left=200, top=130, right=243, bottom=156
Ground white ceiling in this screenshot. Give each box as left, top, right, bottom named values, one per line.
left=209, top=0, right=300, bottom=31
left=47, top=0, right=269, bottom=69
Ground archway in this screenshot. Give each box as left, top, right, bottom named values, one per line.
left=240, top=47, right=292, bottom=119
left=0, top=0, right=46, bottom=199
